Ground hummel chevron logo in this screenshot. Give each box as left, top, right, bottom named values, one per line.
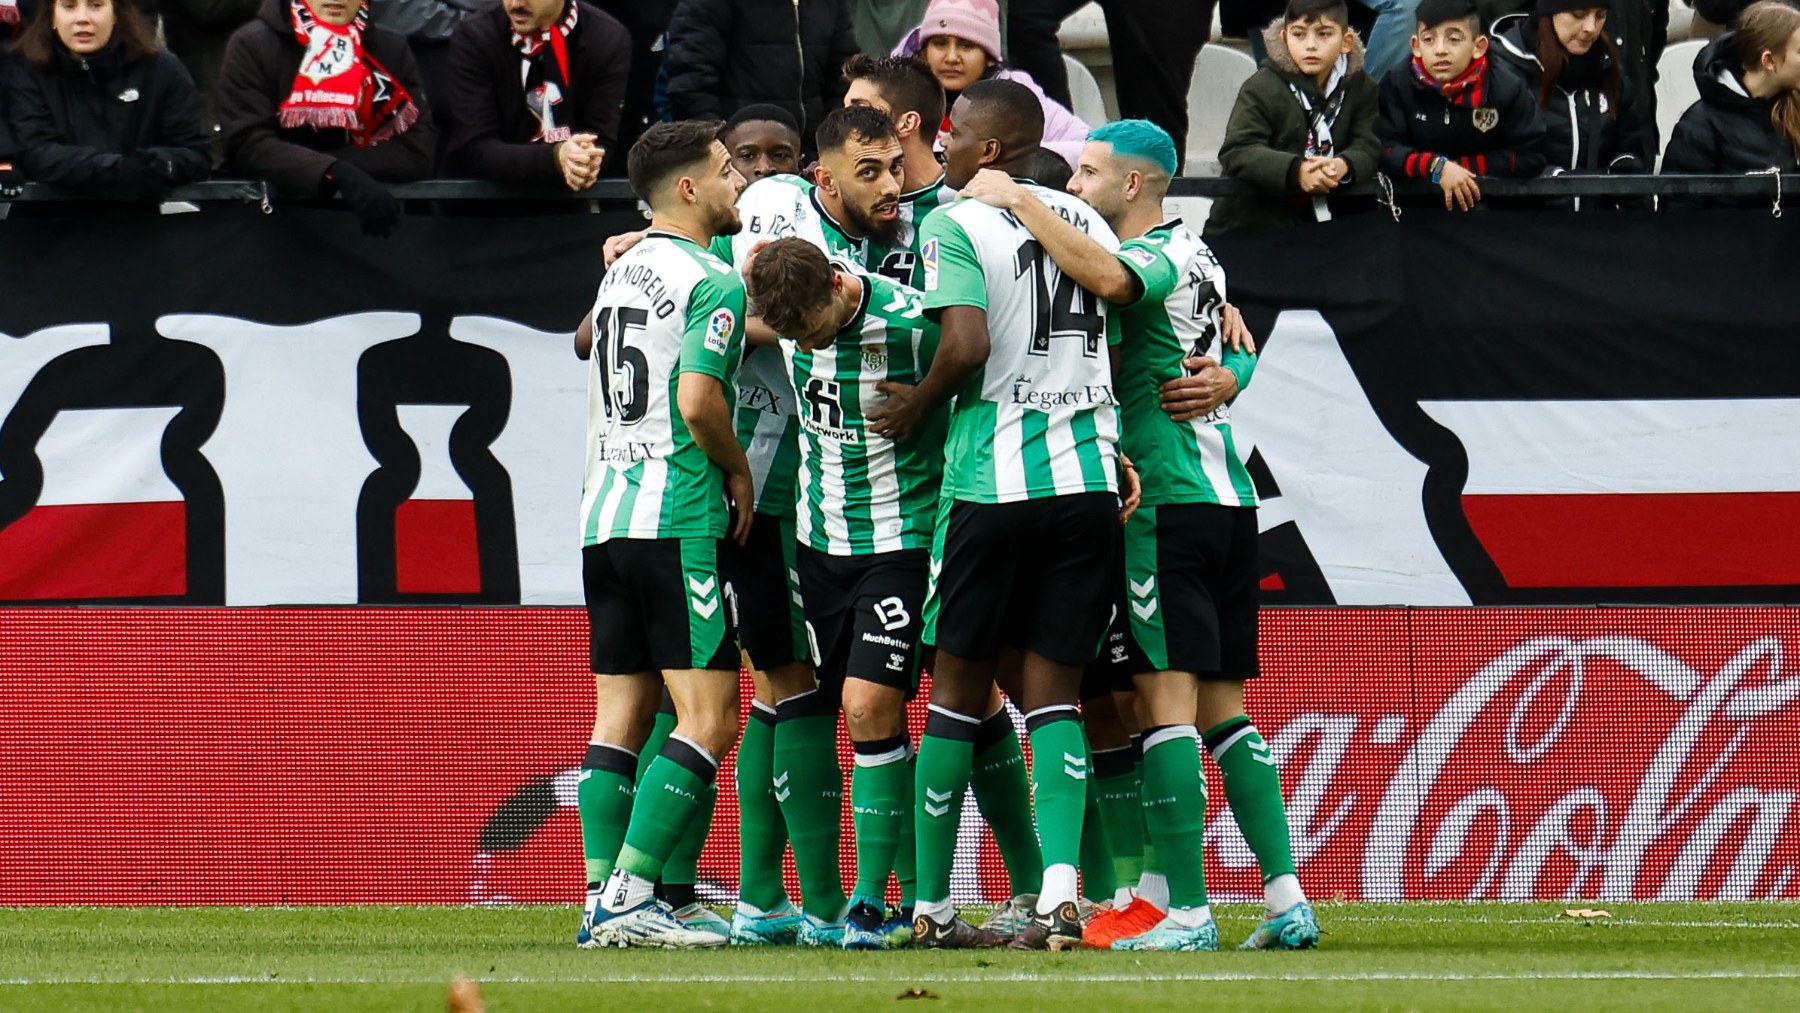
left=576, top=769, right=593, bottom=783
left=1128, top=575, right=1155, bottom=598
left=924, top=786, right=953, bottom=817
left=687, top=575, right=716, bottom=597
left=1248, top=741, right=1277, bottom=766
left=774, top=786, right=791, bottom=801
left=691, top=595, right=719, bottom=619
left=1130, top=598, right=1158, bottom=620
left=1063, top=752, right=1088, bottom=780
left=773, top=772, right=790, bottom=787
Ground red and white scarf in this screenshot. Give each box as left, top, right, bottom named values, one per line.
left=513, top=0, right=579, bottom=143
left=280, top=0, right=420, bottom=147
left=1411, top=54, right=1490, bottom=107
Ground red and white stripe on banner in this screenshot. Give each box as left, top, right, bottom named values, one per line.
left=1, top=607, right=1796, bottom=905
left=1422, top=400, right=1800, bottom=588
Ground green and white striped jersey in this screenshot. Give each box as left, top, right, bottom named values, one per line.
left=1113, top=220, right=1258, bottom=507
left=919, top=184, right=1122, bottom=504
left=878, top=174, right=956, bottom=287
left=711, top=173, right=869, bottom=518
left=785, top=274, right=946, bottom=555
left=581, top=232, right=745, bottom=544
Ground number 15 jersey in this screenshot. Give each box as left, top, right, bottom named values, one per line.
left=920, top=184, right=1121, bottom=505
left=581, top=233, right=745, bottom=545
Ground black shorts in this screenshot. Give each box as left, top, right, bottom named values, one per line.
left=796, top=546, right=927, bottom=697
left=1121, top=502, right=1259, bottom=681
left=1080, top=524, right=1143, bottom=700
left=717, top=514, right=809, bottom=671
left=584, top=538, right=737, bottom=674
left=933, top=492, right=1121, bottom=668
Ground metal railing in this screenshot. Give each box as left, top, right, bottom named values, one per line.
left=2, top=173, right=1795, bottom=206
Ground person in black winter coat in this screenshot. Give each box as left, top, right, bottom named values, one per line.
left=217, top=0, right=436, bottom=235
left=5, top=0, right=211, bottom=197
left=445, top=0, right=629, bottom=188
left=160, top=0, right=262, bottom=148
left=1661, top=0, right=1800, bottom=200
left=1490, top=1, right=1651, bottom=179
left=663, top=0, right=859, bottom=150
left=1378, top=0, right=1547, bottom=210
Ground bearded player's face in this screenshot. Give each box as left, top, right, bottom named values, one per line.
left=822, top=135, right=905, bottom=246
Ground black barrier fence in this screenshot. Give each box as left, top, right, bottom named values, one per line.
left=3, top=173, right=1798, bottom=206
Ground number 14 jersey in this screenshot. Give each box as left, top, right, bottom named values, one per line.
left=920, top=184, right=1121, bottom=504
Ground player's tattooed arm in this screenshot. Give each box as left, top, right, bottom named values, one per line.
left=869, top=305, right=990, bottom=442
left=677, top=372, right=756, bottom=544
left=958, top=169, right=1139, bottom=305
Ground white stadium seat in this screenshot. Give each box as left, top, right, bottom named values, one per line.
left=1185, top=44, right=1260, bottom=175
left=1655, top=39, right=1707, bottom=168
left=1063, top=54, right=1110, bottom=128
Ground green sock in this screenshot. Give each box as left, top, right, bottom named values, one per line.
left=735, top=701, right=789, bottom=911
left=773, top=690, right=847, bottom=919
left=1140, top=726, right=1209, bottom=908
left=969, top=709, right=1041, bottom=895
left=1093, top=745, right=1145, bottom=888
left=915, top=708, right=979, bottom=904
left=616, top=736, right=717, bottom=882
left=636, top=701, right=677, bottom=783
left=1079, top=769, right=1117, bottom=903
left=1134, top=736, right=1161, bottom=876
left=1204, top=716, right=1296, bottom=880
left=893, top=750, right=918, bottom=907
left=1025, top=708, right=1089, bottom=870
left=578, top=742, right=638, bottom=884
left=850, top=736, right=911, bottom=902
left=661, top=783, right=715, bottom=895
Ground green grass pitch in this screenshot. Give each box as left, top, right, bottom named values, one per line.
left=3, top=902, right=1797, bottom=1012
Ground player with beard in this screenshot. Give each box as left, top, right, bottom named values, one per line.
left=957, top=119, right=1320, bottom=952
left=572, top=119, right=751, bottom=949
left=872, top=79, right=1126, bottom=951
left=842, top=53, right=957, bottom=282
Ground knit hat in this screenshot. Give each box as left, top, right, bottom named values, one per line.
left=915, top=0, right=1004, bottom=63
left=1534, top=0, right=1611, bottom=18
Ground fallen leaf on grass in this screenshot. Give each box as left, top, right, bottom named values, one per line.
left=1560, top=909, right=1612, bottom=919
left=897, top=988, right=940, bottom=1001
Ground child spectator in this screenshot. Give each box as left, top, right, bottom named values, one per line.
left=1661, top=0, right=1800, bottom=184
left=1376, top=0, right=1545, bottom=211
left=216, top=0, right=436, bottom=236
left=1490, top=1, right=1652, bottom=176
left=444, top=0, right=631, bottom=189
left=5, top=0, right=212, bottom=198
left=891, top=0, right=1090, bottom=167
left=1207, top=0, right=1381, bottom=234
left=664, top=0, right=859, bottom=147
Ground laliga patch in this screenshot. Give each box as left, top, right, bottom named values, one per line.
left=922, top=238, right=939, bottom=290
left=1123, top=247, right=1158, bottom=269
left=1472, top=107, right=1499, bottom=133
left=705, top=308, right=736, bottom=354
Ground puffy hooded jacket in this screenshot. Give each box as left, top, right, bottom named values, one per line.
left=5, top=43, right=212, bottom=189
left=1206, top=18, right=1382, bottom=235
left=1489, top=12, right=1652, bottom=172
left=665, top=0, right=859, bottom=144
left=1661, top=32, right=1800, bottom=182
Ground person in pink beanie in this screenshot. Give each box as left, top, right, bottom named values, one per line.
left=892, top=0, right=1090, bottom=168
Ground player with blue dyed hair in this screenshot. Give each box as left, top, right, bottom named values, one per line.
left=957, top=119, right=1320, bottom=953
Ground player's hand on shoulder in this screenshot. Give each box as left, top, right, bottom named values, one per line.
left=959, top=168, right=1026, bottom=210
left=603, top=229, right=648, bottom=269
left=1221, top=303, right=1256, bottom=355
left=868, top=380, right=919, bottom=441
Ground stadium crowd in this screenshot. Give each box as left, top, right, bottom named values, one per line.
left=0, top=0, right=1797, bottom=231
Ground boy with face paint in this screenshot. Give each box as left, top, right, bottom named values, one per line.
left=1376, top=0, right=1547, bottom=210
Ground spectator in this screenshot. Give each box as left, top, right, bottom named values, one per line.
left=4, top=0, right=212, bottom=197
left=1207, top=0, right=1381, bottom=234
left=1489, top=0, right=1653, bottom=179
left=1661, top=0, right=1800, bottom=185
left=368, top=0, right=486, bottom=167
left=892, top=0, right=1089, bottom=166
left=1364, top=0, right=1425, bottom=78
left=664, top=0, right=858, bottom=149
left=1482, top=0, right=1665, bottom=148
left=592, top=0, right=674, bottom=157
left=841, top=51, right=948, bottom=191
left=217, top=0, right=435, bottom=236
left=160, top=0, right=263, bottom=151
left=1005, top=0, right=1212, bottom=164
left=444, top=0, right=629, bottom=188
left=720, top=103, right=802, bottom=181
left=1376, top=0, right=1546, bottom=211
